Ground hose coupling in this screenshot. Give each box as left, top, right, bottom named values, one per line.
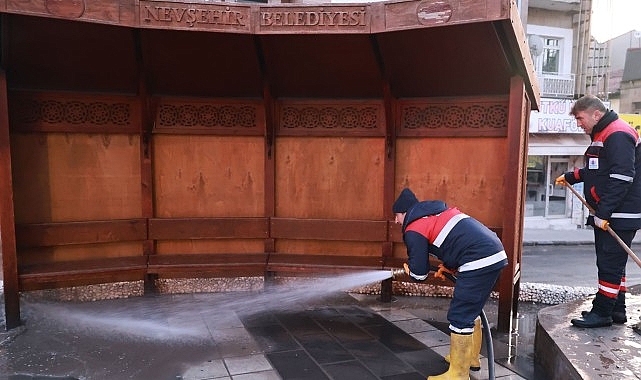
left=390, top=268, right=405, bottom=279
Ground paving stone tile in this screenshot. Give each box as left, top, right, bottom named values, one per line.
left=314, top=315, right=373, bottom=343
left=322, top=360, right=378, bottom=379
left=213, top=327, right=262, bottom=357
left=377, top=309, right=419, bottom=322
left=232, top=369, right=282, bottom=380
left=380, top=372, right=427, bottom=380
left=224, top=354, right=272, bottom=375
left=410, top=329, right=450, bottom=348
left=275, top=313, right=326, bottom=337
left=343, top=340, right=415, bottom=377
left=430, top=344, right=450, bottom=358
left=238, top=311, right=280, bottom=328
left=244, top=324, right=301, bottom=353
left=393, top=318, right=436, bottom=334
left=362, top=323, right=426, bottom=353
left=266, top=349, right=329, bottom=380
left=201, top=310, right=245, bottom=330
left=181, top=358, right=228, bottom=380
left=396, top=348, right=450, bottom=377
left=471, top=358, right=523, bottom=380
left=338, top=306, right=389, bottom=326
left=296, top=332, right=355, bottom=364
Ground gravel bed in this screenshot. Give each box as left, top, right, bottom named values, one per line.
left=13, top=278, right=598, bottom=306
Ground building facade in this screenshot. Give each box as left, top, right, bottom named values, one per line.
left=524, top=0, right=595, bottom=229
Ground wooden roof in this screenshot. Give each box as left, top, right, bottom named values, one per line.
left=0, top=0, right=539, bottom=107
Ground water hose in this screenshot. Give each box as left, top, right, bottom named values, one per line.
left=391, top=266, right=496, bottom=380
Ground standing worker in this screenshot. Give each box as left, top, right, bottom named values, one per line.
left=556, top=94, right=641, bottom=328
left=393, top=188, right=507, bottom=380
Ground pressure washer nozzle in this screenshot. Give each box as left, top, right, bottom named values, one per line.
left=390, top=268, right=405, bottom=279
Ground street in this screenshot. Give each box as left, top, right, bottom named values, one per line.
left=521, top=244, right=641, bottom=288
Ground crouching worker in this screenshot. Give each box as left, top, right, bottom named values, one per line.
left=393, top=188, right=508, bottom=380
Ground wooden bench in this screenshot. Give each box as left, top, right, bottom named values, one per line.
left=19, top=257, right=148, bottom=291
left=147, top=253, right=269, bottom=278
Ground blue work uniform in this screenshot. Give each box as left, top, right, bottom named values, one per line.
left=562, top=110, right=641, bottom=316
left=401, top=200, right=507, bottom=333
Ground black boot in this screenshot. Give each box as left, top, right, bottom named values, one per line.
left=582, top=309, right=627, bottom=324
left=572, top=293, right=615, bottom=328
left=571, top=311, right=613, bottom=328
left=613, top=291, right=627, bottom=324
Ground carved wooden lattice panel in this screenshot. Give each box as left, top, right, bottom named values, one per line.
left=397, top=97, right=509, bottom=137
left=276, top=100, right=385, bottom=137
left=153, top=97, right=265, bottom=135
left=9, top=91, right=139, bottom=133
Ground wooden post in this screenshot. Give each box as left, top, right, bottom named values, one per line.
left=255, top=36, right=276, bottom=284
left=134, top=30, right=158, bottom=293
left=497, top=75, right=530, bottom=332
left=0, top=69, right=21, bottom=329
left=371, top=35, right=397, bottom=300
left=380, top=277, right=393, bottom=302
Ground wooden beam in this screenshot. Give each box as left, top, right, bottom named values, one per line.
left=0, top=68, right=21, bottom=328
left=15, top=219, right=147, bottom=248
left=271, top=218, right=387, bottom=241
left=266, top=253, right=382, bottom=274
left=149, top=217, right=268, bottom=240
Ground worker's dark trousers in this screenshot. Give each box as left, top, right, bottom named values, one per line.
left=447, top=266, right=503, bottom=332
left=592, top=228, right=636, bottom=316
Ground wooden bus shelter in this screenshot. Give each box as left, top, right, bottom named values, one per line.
left=0, top=0, right=539, bottom=331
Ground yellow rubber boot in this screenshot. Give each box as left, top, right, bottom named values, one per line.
left=469, top=318, right=482, bottom=371
left=429, top=332, right=473, bottom=380
left=444, top=318, right=482, bottom=371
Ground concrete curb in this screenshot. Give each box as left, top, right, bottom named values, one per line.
left=523, top=241, right=594, bottom=246
left=524, top=241, right=641, bottom=247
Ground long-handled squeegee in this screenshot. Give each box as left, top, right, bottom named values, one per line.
left=565, top=184, right=641, bottom=269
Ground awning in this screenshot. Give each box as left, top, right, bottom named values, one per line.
left=528, top=134, right=590, bottom=156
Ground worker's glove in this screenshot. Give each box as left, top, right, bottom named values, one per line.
left=403, top=263, right=410, bottom=276
left=593, top=216, right=610, bottom=231
left=555, top=174, right=567, bottom=187
left=434, top=264, right=456, bottom=281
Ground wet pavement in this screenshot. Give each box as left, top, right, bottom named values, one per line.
left=535, top=292, right=641, bottom=379
left=1, top=281, right=641, bottom=379
left=0, top=287, right=549, bottom=380
left=1, top=226, right=641, bottom=379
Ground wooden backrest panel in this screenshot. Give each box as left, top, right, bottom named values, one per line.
left=11, top=133, right=142, bottom=223
left=394, top=136, right=507, bottom=227
left=275, top=136, right=385, bottom=219
left=153, top=135, right=265, bottom=217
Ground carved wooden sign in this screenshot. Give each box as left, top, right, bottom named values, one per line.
left=2, top=0, right=506, bottom=34
left=45, top=0, right=85, bottom=18
left=258, top=6, right=369, bottom=34
left=140, top=1, right=251, bottom=32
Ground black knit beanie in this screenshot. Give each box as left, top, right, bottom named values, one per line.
left=392, top=188, right=419, bottom=213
